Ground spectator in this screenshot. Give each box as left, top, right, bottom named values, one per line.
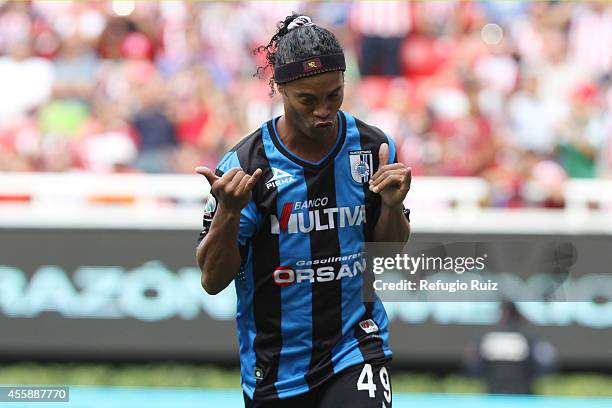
left=0, top=1, right=608, bottom=203
left=52, top=34, right=99, bottom=101
left=507, top=69, right=556, bottom=155
left=568, top=3, right=612, bottom=79
left=556, top=83, right=608, bottom=178
left=77, top=103, right=137, bottom=173
left=0, top=38, right=53, bottom=123
left=537, top=29, right=590, bottom=125
left=464, top=301, right=558, bottom=394
left=350, top=1, right=411, bottom=77
left=130, top=77, right=177, bottom=173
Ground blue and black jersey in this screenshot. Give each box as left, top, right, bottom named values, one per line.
left=198, top=111, right=409, bottom=402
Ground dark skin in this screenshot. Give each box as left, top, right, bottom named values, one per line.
left=195, top=71, right=410, bottom=295
left=276, top=72, right=344, bottom=162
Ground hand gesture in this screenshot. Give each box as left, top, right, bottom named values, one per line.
left=195, top=166, right=262, bottom=212
left=369, top=143, right=411, bottom=209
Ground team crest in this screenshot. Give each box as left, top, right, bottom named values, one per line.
left=349, top=150, right=373, bottom=184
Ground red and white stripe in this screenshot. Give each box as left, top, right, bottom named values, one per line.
left=569, top=5, right=612, bottom=76
left=349, top=1, right=412, bottom=38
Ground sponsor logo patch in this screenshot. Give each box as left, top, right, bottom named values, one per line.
left=303, top=58, right=322, bottom=72
left=272, top=258, right=365, bottom=286
left=202, top=195, right=217, bottom=222
left=359, top=319, right=379, bottom=334
left=270, top=200, right=366, bottom=234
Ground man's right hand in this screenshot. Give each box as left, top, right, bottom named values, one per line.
left=195, top=166, right=263, bottom=212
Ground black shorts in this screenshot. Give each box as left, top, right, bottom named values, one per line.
left=244, top=359, right=392, bottom=408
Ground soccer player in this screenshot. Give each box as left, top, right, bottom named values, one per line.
left=196, top=14, right=411, bottom=408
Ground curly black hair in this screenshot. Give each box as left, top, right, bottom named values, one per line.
left=253, top=13, right=343, bottom=96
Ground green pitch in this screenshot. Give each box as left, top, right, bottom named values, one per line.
left=1, top=363, right=611, bottom=397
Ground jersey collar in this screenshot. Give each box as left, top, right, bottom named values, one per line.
left=267, top=111, right=347, bottom=171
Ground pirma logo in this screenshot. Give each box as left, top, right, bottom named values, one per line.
left=359, top=319, right=379, bottom=334
left=265, top=167, right=295, bottom=189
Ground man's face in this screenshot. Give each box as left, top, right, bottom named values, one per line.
left=279, top=71, right=344, bottom=140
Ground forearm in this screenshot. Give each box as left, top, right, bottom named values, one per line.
left=196, top=206, right=242, bottom=295
left=373, top=204, right=410, bottom=243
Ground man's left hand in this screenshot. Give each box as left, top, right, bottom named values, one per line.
left=369, top=143, right=411, bottom=208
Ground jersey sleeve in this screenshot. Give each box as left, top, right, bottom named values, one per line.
left=384, top=134, right=410, bottom=222
left=366, top=134, right=410, bottom=239
left=376, top=133, right=410, bottom=222
left=197, top=150, right=261, bottom=246
left=386, top=133, right=398, bottom=165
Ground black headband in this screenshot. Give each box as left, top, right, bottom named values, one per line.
left=274, top=53, right=346, bottom=84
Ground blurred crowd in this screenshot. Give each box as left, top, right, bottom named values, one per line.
left=0, top=1, right=611, bottom=208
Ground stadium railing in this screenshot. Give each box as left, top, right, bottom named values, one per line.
left=0, top=173, right=610, bottom=234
